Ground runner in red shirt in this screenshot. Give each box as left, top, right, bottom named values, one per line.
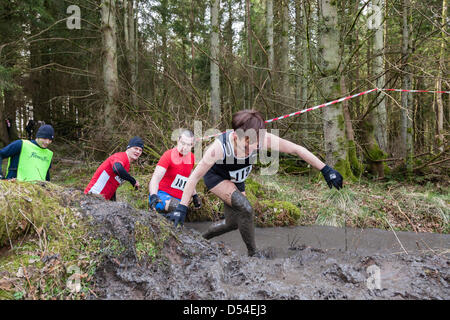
left=148, top=130, right=201, bottom=214
left=85, top=137, right=143, bottom=201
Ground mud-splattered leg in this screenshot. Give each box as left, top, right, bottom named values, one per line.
left=202, top=203, right=239, bottom=239
left=206, top=180, right=257, bottom=256
left=231, top=190, right=257, bottom=256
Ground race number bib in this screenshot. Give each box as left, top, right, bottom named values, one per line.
left=229, top=166, right=252, bottom=183
left=170, top=174, right=188, bottom=191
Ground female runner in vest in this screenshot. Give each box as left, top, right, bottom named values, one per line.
left=168, top=110, right=343, bottom=256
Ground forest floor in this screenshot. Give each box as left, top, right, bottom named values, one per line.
left=0, top=144, right=448, bottom=300
left=0, top=182, right=448, bottom=300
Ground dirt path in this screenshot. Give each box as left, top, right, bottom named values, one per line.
left=81, top=199, right=449, bottom=300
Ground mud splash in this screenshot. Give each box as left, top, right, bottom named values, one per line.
left=80, top=199, right=449, bottom=300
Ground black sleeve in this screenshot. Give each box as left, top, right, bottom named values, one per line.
left=112, top=162, right=136, bottom=186
left=46, top=161, right=52, bottom=181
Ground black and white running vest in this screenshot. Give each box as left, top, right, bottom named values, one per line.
left=208, top=131, right=258, bottom=183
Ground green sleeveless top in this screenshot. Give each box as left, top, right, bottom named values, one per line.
left=7, top=140, right=53, bottom=181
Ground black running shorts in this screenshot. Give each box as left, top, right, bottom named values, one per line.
left=203, top=170, right=246, bottom=193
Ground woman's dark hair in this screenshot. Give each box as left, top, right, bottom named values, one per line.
left=231, top=110, right=265, bottom=137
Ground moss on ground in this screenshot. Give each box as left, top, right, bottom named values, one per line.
left=255, top=200, right=302, bottom=227
left=0, top=179, right=181, bottom=300
left=134, top=219, right=172, bottom=262
left=0, top=180, right=99, bottom=300
left=246, top=178, right=304, bottom=227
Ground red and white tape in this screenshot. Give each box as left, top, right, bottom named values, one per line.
left=198, top=87, right=449, bottom=140
left=265, top=88, right=379, bottom=123
left=382, top=88, right=450, bottom=94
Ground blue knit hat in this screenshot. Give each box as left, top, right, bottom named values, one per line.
left=127, top=136, right=144, bottom=149
left=36, top=125, right=55, bottom=140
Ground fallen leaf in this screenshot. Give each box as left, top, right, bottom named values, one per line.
left=0, top=279, right=13, bottom=290
left=16, top=267, right=24, bottom=278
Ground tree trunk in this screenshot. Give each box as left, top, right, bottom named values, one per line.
left=319, top=0, right=353, bottom=178
left=190, top=0, right=196, bottom=83
left=101, top=0, right=120, bottom=132
left=350, top=0, right=361, bottom=118
left=266, top=0, right=275, bottom=117
left=210, top=0, right=221, bottom=124
left=33, top=46, right=51, bottom=124
left=436, top=0, right=447, bottom=152
left=127, top=0, right=138, bottom=107
left=266, top=0, right=274, bottom=72
left=4, top=90, right=19, bottom=141
left=124, top=1, right=129, bottom=49
left=224, top=0, right=233, bottom=117
left=29, top=23, right=42, bottom=126
left=0, top=93, right=10, bottom=146
left=301, top=1, right=311, bottom=140
left=361, top=120, right=386, bottom=177
left=358, top=0, right=388, bottom=178
left=401, top=0, right=413, bottom=172
left=371, top=0, right=387, bottom=151
left=301, top=1, right=309, bottom=109
left=294, top=0, right=310, bottom=142
left=281, top=0, right=290, bottom=106
left=295, top=0, right=306, bottom=141
left=246, top=0, right=253, bottom=107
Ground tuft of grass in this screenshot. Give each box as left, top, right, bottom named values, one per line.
left=315, top=188, right=359, bottom=228
left=253, top=174, right=449, bottom=233
left=133, top=219, right=174, bottom=262
left=134, top=222, right=158, bottom=261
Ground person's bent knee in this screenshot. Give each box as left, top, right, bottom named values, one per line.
left=230, top=190, right=253, bottom=216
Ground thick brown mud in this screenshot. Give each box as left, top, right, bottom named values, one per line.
left=80, top=198, right=449, bottom=300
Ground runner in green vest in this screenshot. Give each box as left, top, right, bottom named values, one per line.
left=0, top=124, right=54, bottom=182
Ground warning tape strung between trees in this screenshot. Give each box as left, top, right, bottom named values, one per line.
left=382, top=89, right=450, bottom=94
left=264, top=88, right=378, bottom=123
left=199, top=87, right=450, bottom=140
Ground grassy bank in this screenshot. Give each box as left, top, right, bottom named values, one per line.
left=0, top=181, right=99, bottom=299
left=0, top=179, right=184, bottom=300
left=253, top=174, right=449, bottom=233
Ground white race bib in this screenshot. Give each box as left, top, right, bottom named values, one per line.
left=228, top=166, right=252, bottom=183
left=170, top=174, right=188, bottom=191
